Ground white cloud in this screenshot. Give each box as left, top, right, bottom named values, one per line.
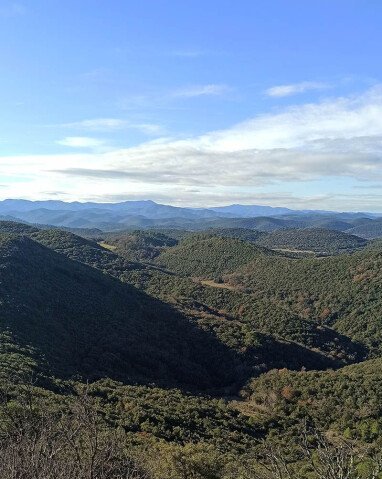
left=172, top=84, right=230, bottom=98
left=2, top=86, right=382, bottom=210
left=60, top=118, right=164, bottom=135
left=57, top=137, right=104, bottom=148
left=265, top=81, right=330, bottom=97
left=62, top=119, right=127, bottom=130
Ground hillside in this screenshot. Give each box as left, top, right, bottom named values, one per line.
left=25, top=223, right=367, bottom=368
left=0, top=222, right=147, bottom=277
left=203, top=228, right=267, bottom=243
left=101, top=230, right=178, bottom=262
left=122, top=256, right=366, bottom=367
left=0, top=233, right=236, bottom=389
left=155, top=234, right=275, bottom=278
left=2, top=222, right=374, bottom=364
left=0, top=222, right=382, bottom=476
left=255, top=227, right=368, bottom=254
left=347, top=218, right=382, bottom=239
left=0, top=220, right=39, bottom=235
left=222, top=247, right=382, bottom=356
left=243, top=357, right=382, bottom=441
left=33, top=227, right=368, bottom=371
left=0, top=222, right=362, bottom=373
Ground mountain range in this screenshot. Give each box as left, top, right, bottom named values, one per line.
left=1, top=199, right=382, bottom=236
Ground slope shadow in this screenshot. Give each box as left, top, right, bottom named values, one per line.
left=0, top=234, right=240, bottom=392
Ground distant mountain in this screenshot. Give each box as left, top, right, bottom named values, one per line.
left=210, top=204, right=293, bottom=217
left=202, top=216, right=305, bottom=231
left=0, top=199, right=380, bottom=232
left=0, top=199, right=232, bottom=220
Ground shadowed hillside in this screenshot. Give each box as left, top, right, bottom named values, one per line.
left=0, top=233, right=238, bottom=390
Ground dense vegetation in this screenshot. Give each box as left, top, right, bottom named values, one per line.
left=255, top=227, right=368, bottom=254
left=348, top=219, right=382, bottom=239
left=0, top=232, right=237, bottom=390
left=155, top=234, right=275, bottom=278
left=1, top=220, right=382, bottom=477
left=102, top=230, right=178, bottom=262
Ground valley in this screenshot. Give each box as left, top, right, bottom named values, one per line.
left=1, top=213, right=382, bottom=477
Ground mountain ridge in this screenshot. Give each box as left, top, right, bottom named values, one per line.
left=0, top=198, right=379, bottom=217
left=1, top=199, right=381, bottom=234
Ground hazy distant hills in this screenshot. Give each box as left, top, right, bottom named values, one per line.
left=0, top=199, right=294, bottom=217
left=1, top=199, right=381, bottom=234
left=346, top=217, right=382, bottom=239
left=210, top=204, right=294, bottom=217
left=0, top=199, right=234, bottom=220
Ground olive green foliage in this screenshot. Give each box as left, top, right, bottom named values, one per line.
left=119, top=258, right=367, bottom=368
left=156, top=234, right=274, bottom=278
left=32, top=228, right=144, bottom=273
left=244, top=358, right=382, bottom=443
left=103, top=230, right=178, bottom=262
left=1, top=221, right=382, bottom=477
left=255, top=227, right=368, bottom=254
left=203, top=228, right=268, bottom=243
left=225, top=247, right=382, bottom=355
left=0, top=232, right=237, bottom=390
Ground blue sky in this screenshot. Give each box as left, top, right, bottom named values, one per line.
left=1, top=0, right=382, bottom=210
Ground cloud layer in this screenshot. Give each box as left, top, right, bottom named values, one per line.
left=55, top=85, right=382, bottom=184
left=2, top=86, right=382, bottom=210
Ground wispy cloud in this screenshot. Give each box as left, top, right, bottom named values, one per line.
left=172, top=84, right=230, bottom=98
left=265, top=81, right=330, bottom=97
left=60, top=118, right=164, bottom=135
left=62, top=119, right=127, bottom=130
left=57, top=137, right=105, bottom=148
left=0, top=3, right=26, bottom=17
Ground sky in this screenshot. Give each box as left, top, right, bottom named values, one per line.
left=1, top=0, right=382, bottom=211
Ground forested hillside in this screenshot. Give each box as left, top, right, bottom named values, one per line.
left=255, top=227, right=368, bottom=253
left=347, top=218, right=382, bottom=239
left=0, top=232, right=237, bottom=389
left=1, top=220, right=382, bottom=477
left=155, top=234, right=276, bottom=278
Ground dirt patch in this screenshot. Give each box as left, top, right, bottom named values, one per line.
left=99, top=241, right=117, bottom=251
left=200, top=280, right=237, bottom=291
